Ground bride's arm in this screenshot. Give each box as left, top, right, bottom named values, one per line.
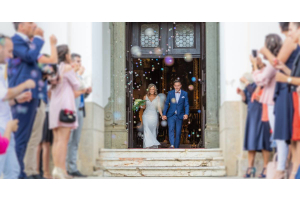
left=140, top=95, right=146, bottom=109
left=157, top=96, right=163, bottom=117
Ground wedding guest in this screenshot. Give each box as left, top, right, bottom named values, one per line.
left=260, top=23, right=300, bottom=179
left=275, top=22, right=300, bottom=178
left=24, top=35, right=58, bottom=179
left=66, top=53, right=92, bottom=177
left=0, top=34, right=35, bottom=179
left=36, top=63, right=58, bottom=179
left=238, top=60, right=271, bottom=178
left=8, top=22, right=44, bottom=178
left=49, top=45, right=86, bottom=179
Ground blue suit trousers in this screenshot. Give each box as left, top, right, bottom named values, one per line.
left=12, top=98, right=39, bottom=178
left=167, top=114, right=183, bottom=148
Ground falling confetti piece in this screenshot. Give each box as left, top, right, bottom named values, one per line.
left=184, top=53, right=193, bottom=62
left=161, top=120, right=167, bottom=127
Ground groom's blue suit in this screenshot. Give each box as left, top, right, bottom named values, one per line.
left=163, top=90, right=189, bottom=148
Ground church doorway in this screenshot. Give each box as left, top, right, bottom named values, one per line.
left=126, top=22, right=206, bottom=148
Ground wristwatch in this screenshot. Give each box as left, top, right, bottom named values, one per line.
left=287, top=77, right=292, bottom=84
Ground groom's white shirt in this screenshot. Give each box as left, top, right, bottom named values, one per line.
left=175, top=90, right=181, bottom=103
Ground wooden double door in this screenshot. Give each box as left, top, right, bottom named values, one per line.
left=126, top=22, right=206, bottom=148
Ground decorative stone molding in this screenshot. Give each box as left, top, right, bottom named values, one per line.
left=104, top=22, right=128, bottom=149
left=205, top=22, right=220, bottom=148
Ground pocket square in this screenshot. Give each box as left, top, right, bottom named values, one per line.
left=182, top=96, right=185, bottom=98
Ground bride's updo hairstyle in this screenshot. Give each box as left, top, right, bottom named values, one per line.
left=147, top=83, right=158, bottom=96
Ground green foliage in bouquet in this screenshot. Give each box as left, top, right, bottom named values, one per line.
left=133, top=99, right=147, bottom=112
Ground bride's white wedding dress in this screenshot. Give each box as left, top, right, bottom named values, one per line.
left=142, top=95, right=161, bottom=148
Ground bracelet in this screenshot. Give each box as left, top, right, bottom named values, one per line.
left=287, top=77, right=292, bottom=84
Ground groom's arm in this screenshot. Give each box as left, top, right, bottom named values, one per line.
left=184, top=92, right=189, bottom=116
left=163, top=92, right=170, bottom=116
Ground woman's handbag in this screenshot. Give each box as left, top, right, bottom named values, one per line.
left=59, top=109, right=76, bottom=123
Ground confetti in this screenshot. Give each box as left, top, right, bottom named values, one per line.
left=30, top=70, right=38, bottom=78
left=161, top=120, right=167, bottom=127
left=171, top=98, right=176, bottom=103
left=131, top=46, right=142, bottom=57
left=145, top=28, right=155, bottom=36
left=184, top=53, right=193, bottom=62
left=164, top=56, right=174, bottom=66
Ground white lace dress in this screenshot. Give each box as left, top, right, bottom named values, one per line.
left=142, top=95, right=161, bottom=148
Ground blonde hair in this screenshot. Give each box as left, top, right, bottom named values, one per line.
left=147, top=84, right=158, bottom=96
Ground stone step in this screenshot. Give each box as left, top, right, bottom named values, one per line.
left=99, top=166, right=226, bottom=177
left=99, top=148, right=223, bottom=158
left=97, top=157, right=225, bottom=167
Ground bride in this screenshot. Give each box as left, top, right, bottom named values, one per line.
left=140, top=84, right=163, bottom=148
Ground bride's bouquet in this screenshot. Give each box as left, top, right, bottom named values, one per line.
left=133, top=99, right=147, bottom=112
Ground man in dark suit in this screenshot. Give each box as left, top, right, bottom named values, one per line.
left=162, top=80, right=189, bottom=148
left=8, top=22, right=44, bottom=178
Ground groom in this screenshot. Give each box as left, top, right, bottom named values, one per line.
left=162, top=80, right=189, bottom=148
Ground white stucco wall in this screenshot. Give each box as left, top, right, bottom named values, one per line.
left=219, top=22, right=285, bottom=105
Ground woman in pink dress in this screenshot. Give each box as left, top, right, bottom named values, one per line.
left=49, top=45, right=85, bottom=179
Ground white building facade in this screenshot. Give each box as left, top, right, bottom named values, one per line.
left=0, top=22, right=283, bottom=176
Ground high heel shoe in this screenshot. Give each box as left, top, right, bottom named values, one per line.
left=243, top=167, right=256, bottom=178
left=258, top=168, right=266, bottom=178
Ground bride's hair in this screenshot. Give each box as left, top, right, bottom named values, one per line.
left=147, top=83, right=158, bottom=96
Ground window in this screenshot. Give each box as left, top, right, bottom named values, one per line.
left=140, top=24, right=159, bottom=48
left=174, top=23, right=195, bottom=48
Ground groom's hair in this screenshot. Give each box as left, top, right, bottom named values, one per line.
left=174, top=80, right=182, bottom=85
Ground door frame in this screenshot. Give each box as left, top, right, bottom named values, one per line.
left=126, top=22, right=207, bottom=148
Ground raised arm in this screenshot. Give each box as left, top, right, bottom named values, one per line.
left=260, top=37, right=296, bottom=67
left=13, top=36, right=44, bottom=64
left=38, top=35, right=58, bottom=64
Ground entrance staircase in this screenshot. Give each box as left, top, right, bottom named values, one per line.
left=96, top=149, right=226, bottom=177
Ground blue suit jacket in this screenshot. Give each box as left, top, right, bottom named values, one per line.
left=8, top=34, right=44, bottom=99
left=163, top=90, right=189, bottom=120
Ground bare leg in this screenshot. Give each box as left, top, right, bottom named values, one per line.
left=262, top=150, right=270, bottom=175
left=57, top=127, right=71, bottom=174
left=248, top=151, right=256, bottom=168
left=52, top=128, right=59, bottom=168
left=289, top=141, right=297, bottom=179
left=293, top=141, right=300, bottom=178
left=42, top=142, right=52, bottom=179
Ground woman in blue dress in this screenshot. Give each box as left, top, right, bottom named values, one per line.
left=238, top=73, right=272, bottom=178
left=260, top=22, right=300, bottom=179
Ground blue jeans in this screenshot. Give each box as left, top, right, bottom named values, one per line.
left=0, top=128, right=20, bottom=179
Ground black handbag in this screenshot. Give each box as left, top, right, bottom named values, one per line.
left=59, top=109, right=76, bottom=123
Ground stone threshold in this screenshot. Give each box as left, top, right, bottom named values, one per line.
left=98, top=157, right=224, bottom=161
left=100, top=148, right=222, bottom=152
